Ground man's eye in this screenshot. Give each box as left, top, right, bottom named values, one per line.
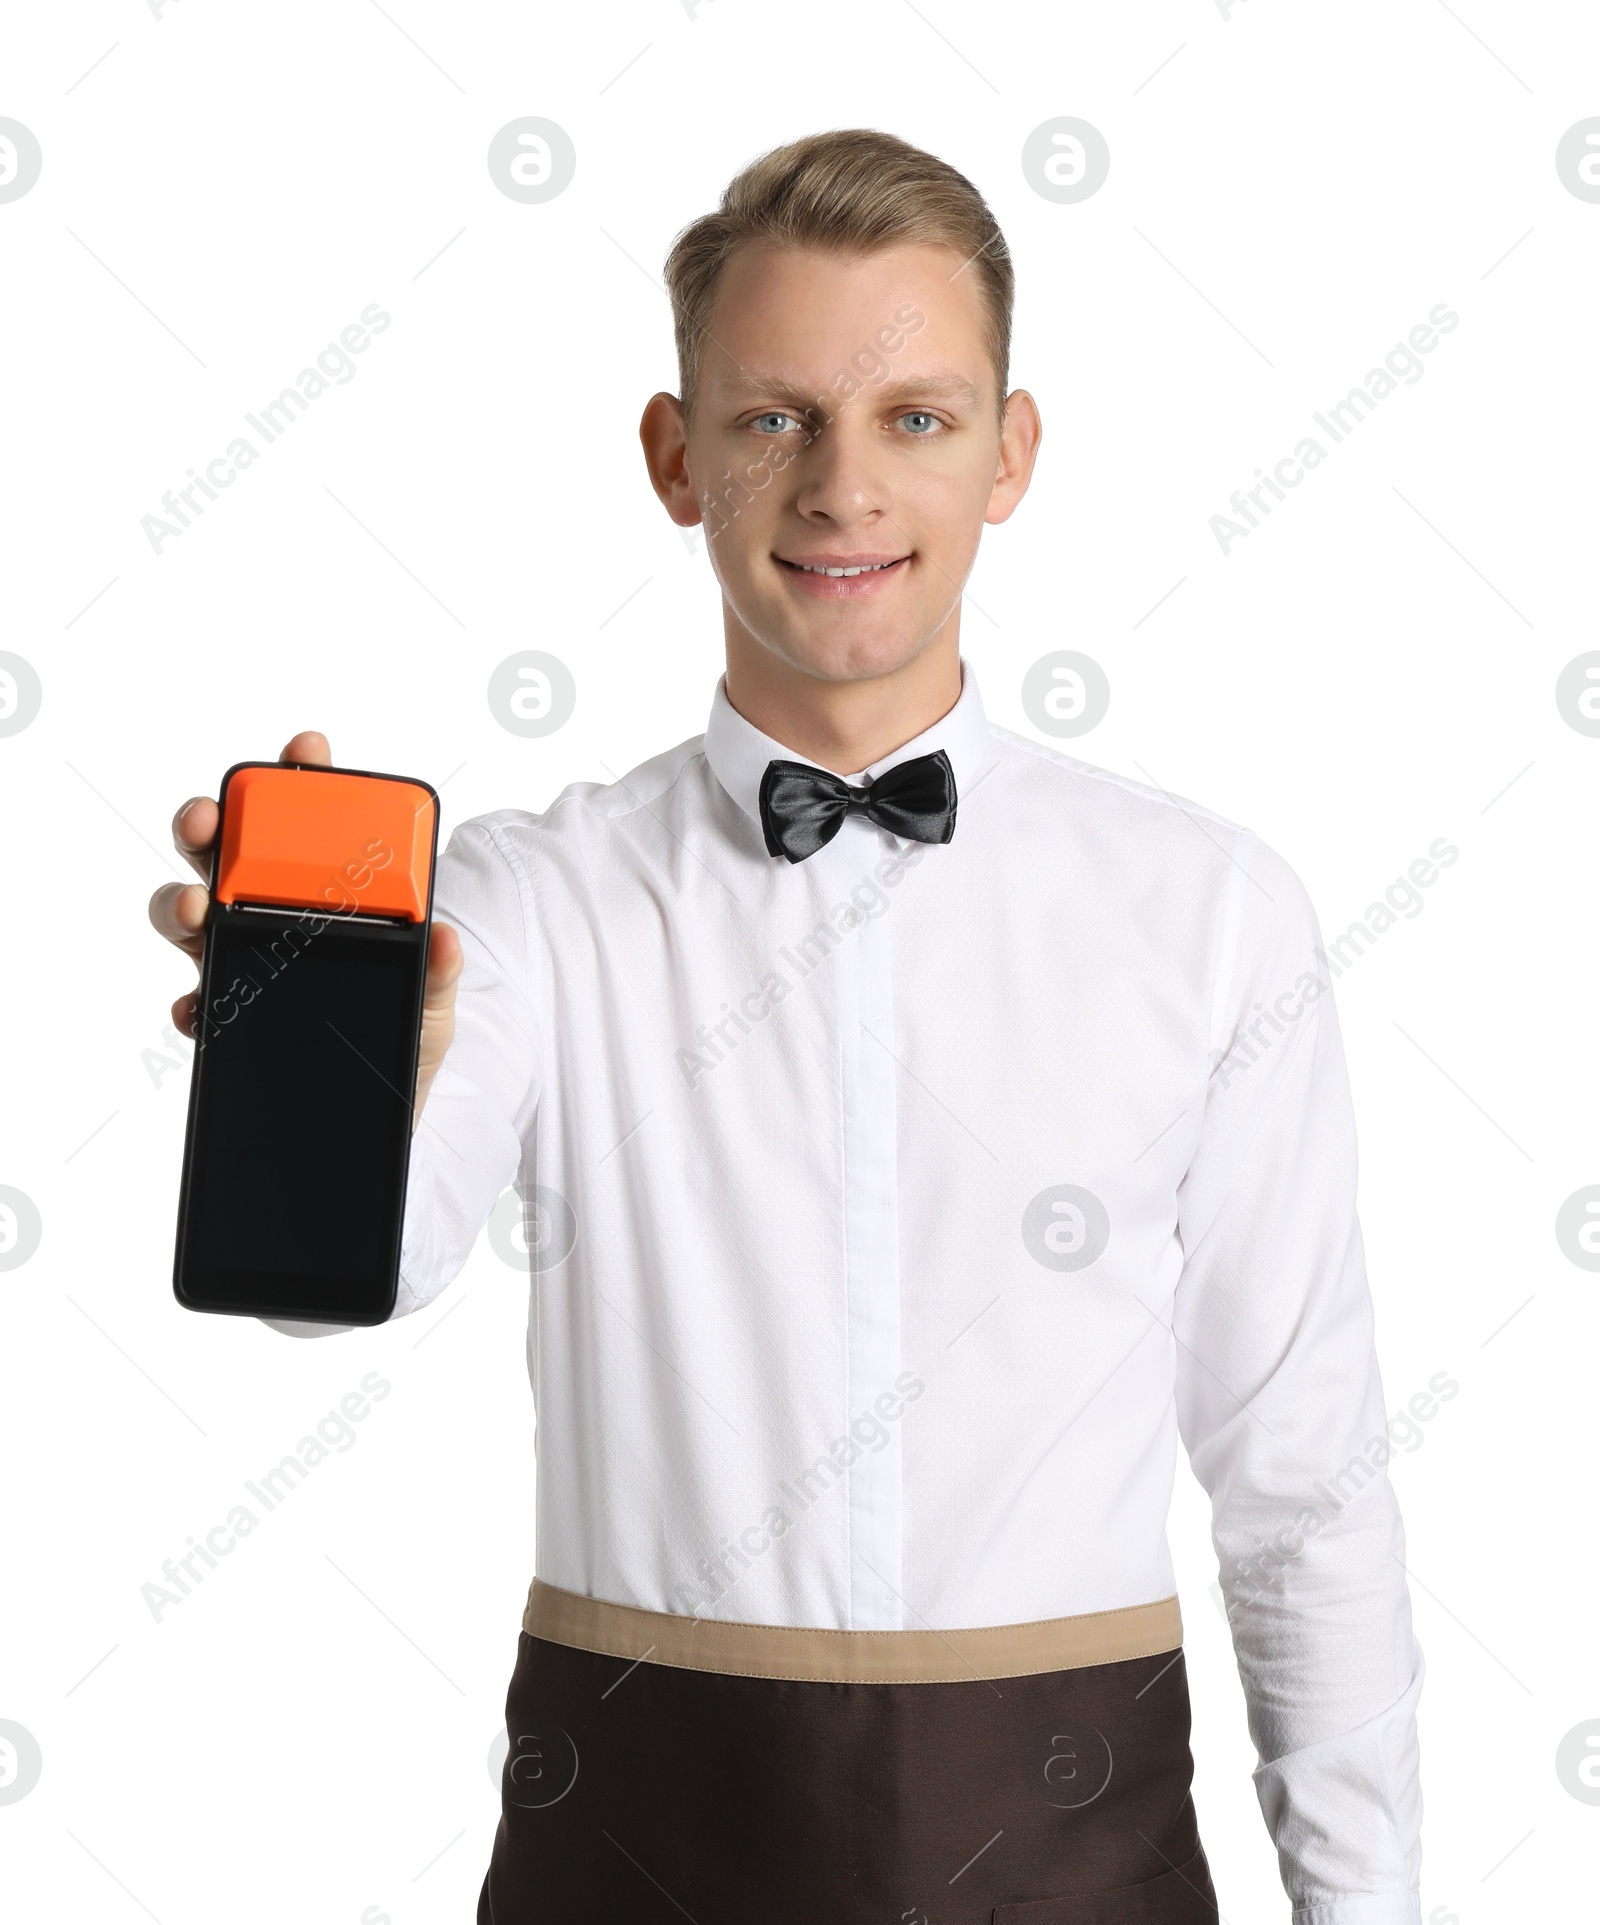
left=751, top=412, right=804, bottom=435
left=898, top=411, right=942, bottom=436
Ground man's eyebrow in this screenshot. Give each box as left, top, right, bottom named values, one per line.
left=872, top=374, right=982, bottom=406
left=715, top=370, right=983, bottom=408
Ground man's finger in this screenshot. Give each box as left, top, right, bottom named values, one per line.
left=425, top=920, right=462, bottom=984
left=280, top=731, right=333, bottom=766
left=149, top=880, right=209, bottom=959
left=172, top=795, right=217, bottom=882
left=162, top=738, right=333, bottom=1048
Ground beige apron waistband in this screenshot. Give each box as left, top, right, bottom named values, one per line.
left=521, top=1577, right=1182, bottom=1684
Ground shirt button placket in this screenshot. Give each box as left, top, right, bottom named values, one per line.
left=830, top=819, right=904, bottom=1630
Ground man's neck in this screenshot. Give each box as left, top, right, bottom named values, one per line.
left=722, top=633, right=963, bottom=776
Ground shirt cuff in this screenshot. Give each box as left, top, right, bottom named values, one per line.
left=394, top=1120, right=441, bottom=1318
left=1293, top=1894, right=1421, bottom=1925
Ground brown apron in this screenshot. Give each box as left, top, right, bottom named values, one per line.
left=479, top=1583, right=1218, bottom=1924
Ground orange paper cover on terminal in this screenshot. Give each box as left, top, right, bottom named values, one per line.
left=214, top=766, right=435, bottom=922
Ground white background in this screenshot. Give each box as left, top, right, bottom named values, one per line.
left=2, top=2, right=1596, bottom=1920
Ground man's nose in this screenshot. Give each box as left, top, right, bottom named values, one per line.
left=792, top=418, right=890, bottom=523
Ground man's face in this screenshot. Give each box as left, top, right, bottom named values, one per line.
left=670, top=242, right=1034, bottom=685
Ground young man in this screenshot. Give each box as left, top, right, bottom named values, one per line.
left=155, top=131, right=1424, bottom=1923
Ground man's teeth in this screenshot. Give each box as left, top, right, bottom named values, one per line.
left=790, top=559, right=902, bottom=577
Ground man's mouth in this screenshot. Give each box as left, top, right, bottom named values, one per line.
left=777, top=555, right=908, bottom=577
left=774, top=553, right=911, bottom=595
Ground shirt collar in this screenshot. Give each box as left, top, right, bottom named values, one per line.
left=703, top=655, right=997, bottom=836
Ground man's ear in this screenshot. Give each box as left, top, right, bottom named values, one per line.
left=639, top=391, right=703, bottom=530
left=984, top=388, right=1043, bottom=527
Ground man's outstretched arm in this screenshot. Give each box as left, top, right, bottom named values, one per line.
left=389, top=813, right=542, bottom=1321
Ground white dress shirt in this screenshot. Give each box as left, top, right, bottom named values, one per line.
left=363, top=658, right=1422, bottom=1922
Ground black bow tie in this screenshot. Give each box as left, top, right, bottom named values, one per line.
left=758, top=748, right=958, bottom=864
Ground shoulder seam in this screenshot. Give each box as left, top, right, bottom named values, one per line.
left=537, top=740, right=709, bottom=830
left=991, top=725, right=1253, bottom=839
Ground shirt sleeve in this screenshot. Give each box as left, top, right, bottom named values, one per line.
left=1172, top=832, right=1424, bottom=1925
left=261, top=815, right=542, bottom=1336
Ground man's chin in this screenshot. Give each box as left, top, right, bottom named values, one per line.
left=748, top=620, right=943, bottom=688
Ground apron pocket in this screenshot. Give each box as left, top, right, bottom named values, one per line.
left=992, top=1845, right=1216, bottom=1922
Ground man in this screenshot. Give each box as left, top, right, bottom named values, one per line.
left=154, top=129, right=1424, bottom=1923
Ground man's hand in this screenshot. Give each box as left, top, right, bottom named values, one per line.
left=147, top=730, right=463, bottom=1133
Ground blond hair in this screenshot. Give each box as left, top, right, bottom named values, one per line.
left=663, top=128, right=1013, bottom=429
